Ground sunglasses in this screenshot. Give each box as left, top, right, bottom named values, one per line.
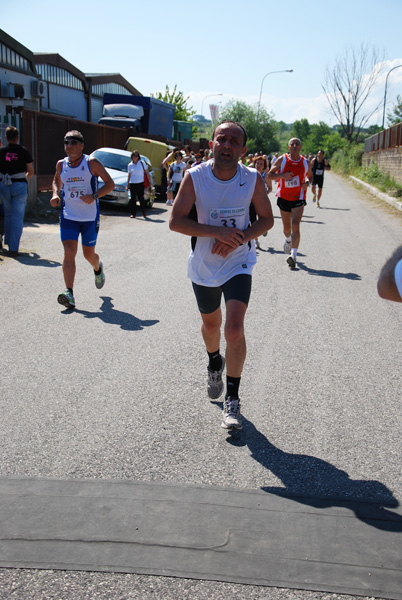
left=64, top=139, right=81, bottom=145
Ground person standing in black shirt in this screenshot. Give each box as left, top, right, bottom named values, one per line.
left=0, top=126, right=34, bottom=256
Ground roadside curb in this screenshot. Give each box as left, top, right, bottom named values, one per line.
left=350, top=176, right=402, bottom=211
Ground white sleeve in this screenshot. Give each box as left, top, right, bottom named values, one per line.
left=394, top=258, right=402, bottom=299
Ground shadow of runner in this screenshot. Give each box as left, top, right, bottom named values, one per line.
left=297, top=261, right=361, bottom=280
left=219, top=411, right=402, bottom=531
left=9, top=252, right=61, bottom=268
left=73, top=296, right=159, bottom=331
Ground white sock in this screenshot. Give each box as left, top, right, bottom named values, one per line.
left=286, top=236, right=291, bottom=243
left=291, top=248, right=297, bottom=259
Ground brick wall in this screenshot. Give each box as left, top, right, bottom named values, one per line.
left=363, top=147, right=402, bottom=185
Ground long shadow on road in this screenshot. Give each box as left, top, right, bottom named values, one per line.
left=71, top=296, right=159, bottom=331
left=297, top=261, right=361, bottom=280
left=215, top=405, right=401, bottom=531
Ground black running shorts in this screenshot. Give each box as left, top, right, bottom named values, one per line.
left=277, top=197, right=306, bottom=212
left=312, top=176, right=324, bottom=189
left=192, top=274, right=252, bottom=314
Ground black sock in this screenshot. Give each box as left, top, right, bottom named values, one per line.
left=94, top=266, right=102, bottom=275
left=226, top=376, right=241, bottom=399
left=67, top=288, right=73, bottom=295
left=208, top=350, right=222, bottom=372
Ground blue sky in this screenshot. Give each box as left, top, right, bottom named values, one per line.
left=3, top=0, right=402, bottom=126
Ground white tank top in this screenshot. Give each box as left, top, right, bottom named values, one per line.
left=60, top=155, right=98, bottom=222
left=188, top=161, right=257, bottom=286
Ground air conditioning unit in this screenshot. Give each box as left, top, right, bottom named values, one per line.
left=13, top=84, right=25, bottom=99
left=31, top=80, right=47, bottom=98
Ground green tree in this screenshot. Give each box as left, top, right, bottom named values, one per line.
left=151, top=84, right=196, bottom=122
left=321, top=132, right=346, bottom=157
left=219, top=99, right=279, bottom=153
left=291, top=119, right=311, bottom=141
left=387, top=95, right=402, bottom=126
left=303, top=121, right=332, bottom=155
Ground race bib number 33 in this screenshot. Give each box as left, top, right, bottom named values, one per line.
left=210, top=207, right=246, bottom=228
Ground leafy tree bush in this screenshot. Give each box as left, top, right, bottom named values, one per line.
left=152, top=84, right=195, bottom=122
left=219, top=99, right=280, bottom=154
left=330, top=143, right=365, bottom=174
left=357, top=161, right=402, bottom=196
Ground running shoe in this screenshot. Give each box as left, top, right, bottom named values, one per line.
left=283, top=239, right=291, bottom=254
left=57, top=289, right=75, bottom=309
left=317, top=200, right=320, bottom=208
left=94, top=262, right=105, bottom=289
left=312, top=194, right=316, bottom=202
left=287, top=256, right=297, bottom=269
left=207, top=356, right=225, bottom=399
left=221, top=396, right=243, bottom=430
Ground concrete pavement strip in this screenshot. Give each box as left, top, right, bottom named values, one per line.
left=0, top=477, right=401, bottom=599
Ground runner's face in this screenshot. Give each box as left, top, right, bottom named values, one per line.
left=211, top=124, right=246, bottom=168
left=288, top=139, right=301, bottom=157
left=317, top=151, right=324, bottom=160
left=255, top=159, right=264, bottom=172
left=64, top=139, right=84, bottom=160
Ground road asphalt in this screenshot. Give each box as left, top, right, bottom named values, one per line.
left=0, top=172, right=401, bottom=599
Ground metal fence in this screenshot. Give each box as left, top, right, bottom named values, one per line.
left=22, top=110, right=128, bottom=190
left=21, top=110, right=207, bottom=191
left=364, top=122, right=402, bottom=152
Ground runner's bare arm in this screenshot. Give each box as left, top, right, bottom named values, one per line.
left=169, top=172, right=245, bottom=247
left=267, top=156, right=293, bottom=181
left=243, top=175, right=274, bottom=243
left=50, top=160, right=63, bottom=207
left=81, top=157, right=114, bottom=203
left=378, top=245, right=402, bottom=302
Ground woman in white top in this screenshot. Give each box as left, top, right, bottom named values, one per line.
left=166, top=152, right=187, bottom=205
left=126, top=151, right=151, bottom=218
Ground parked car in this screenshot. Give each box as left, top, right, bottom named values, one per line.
left=90, top=147, right=156, bottom=208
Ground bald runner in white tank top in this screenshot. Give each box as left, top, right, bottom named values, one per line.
left=187, top=160, right=258, bottom=287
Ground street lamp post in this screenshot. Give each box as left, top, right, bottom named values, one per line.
left=257, top=69, right=293, bottom=123
left=201, top=93, right=223, bottom=119
left=382, top=65, right=402, bottom=129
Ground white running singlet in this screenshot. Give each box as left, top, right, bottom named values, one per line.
left=188, top=161, right=257, bottom=287
left=60, top=154, right=98, bottom=222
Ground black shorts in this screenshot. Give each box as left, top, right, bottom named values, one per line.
left=192, top=274, right=252, bottom=314
left=277, top=197, right=306, bottom=213
left=312, top=176, right=324, bottom=189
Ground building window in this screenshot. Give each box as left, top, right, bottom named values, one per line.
left=35, top=63, right=84, bottom=91
left=91, top=83, right=131, bottom=97
left=0, top=42, right=34, bottom=74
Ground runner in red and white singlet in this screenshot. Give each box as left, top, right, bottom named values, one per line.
left=268, top=138, right=312, bottom=268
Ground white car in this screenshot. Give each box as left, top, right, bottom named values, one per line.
left=91, top=147, right=156, bottom=208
